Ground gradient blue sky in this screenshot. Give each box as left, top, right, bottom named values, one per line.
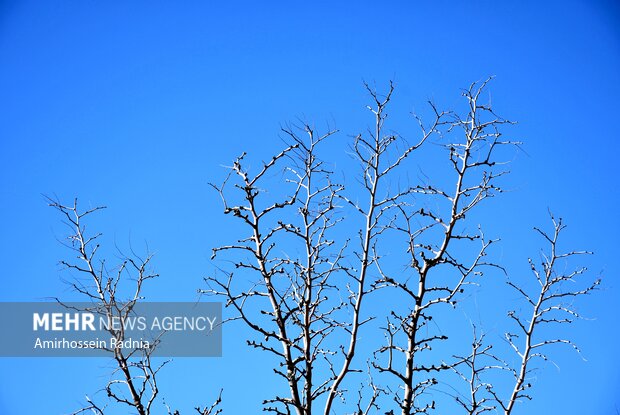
left=0, top=1, right=619, bottom=414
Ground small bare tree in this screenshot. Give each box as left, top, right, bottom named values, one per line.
left=205, top=79, right=599, bottom=415
left=497, top=215, right=600, bottom=414
left=48, top=197, right=221, bottom=415
left=451, top=215, right=600, bottom=415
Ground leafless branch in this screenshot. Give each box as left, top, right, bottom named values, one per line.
left=498, top=214, right=599, bottom=415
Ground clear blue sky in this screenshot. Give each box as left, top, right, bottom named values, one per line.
left=0, top=1, right=619, bottom=414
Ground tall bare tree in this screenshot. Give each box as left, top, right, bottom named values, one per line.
left=205, top=79, right=599, bottom=415
left=366, top=78, right=515, bottom=415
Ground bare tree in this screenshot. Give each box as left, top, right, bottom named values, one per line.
left=367, top=78, right=514, bottom=415
left=48, top=197, right=220, bottom=415
left=448, top=215, right=599, bottom=415
left=205, top=127, right=356, bottom=415
left=496, top=215, right=600, bottom=414
left=205, top=79, right=599, bottom=415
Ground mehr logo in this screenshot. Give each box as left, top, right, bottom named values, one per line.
left=33, top=313, right=96, bottom=331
